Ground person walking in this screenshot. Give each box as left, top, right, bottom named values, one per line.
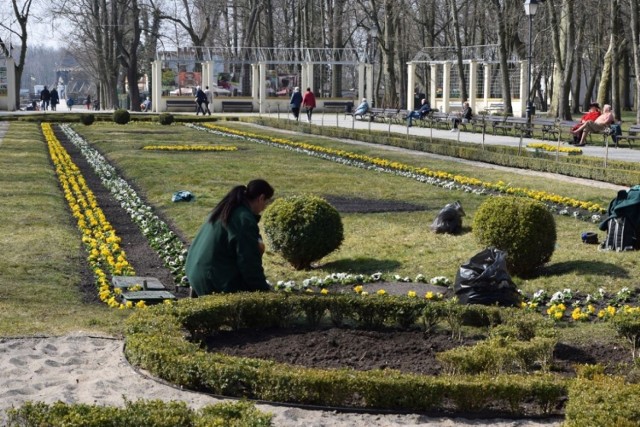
left=85, top=94, right=92, bottom=110
left=302, top=87, right=317, bottom=123
left=204, top=86, right=213, bottom=115
left=185, top=179, right=275, bottom=296
left=40, top=86, right=51, bottom=111
left=49, top=87, right=59, bottom=111
left=290, top=87, right=303, bottom=121
left=195, top=86, right=207, bottom=115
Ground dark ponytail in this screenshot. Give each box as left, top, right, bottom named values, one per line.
left=209, top=179, right=274, bottom=225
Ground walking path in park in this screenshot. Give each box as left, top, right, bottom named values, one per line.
left=0, top=112, right=625, bottom=426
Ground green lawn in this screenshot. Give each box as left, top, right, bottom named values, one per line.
left=70, top=121, right=635, bottom=299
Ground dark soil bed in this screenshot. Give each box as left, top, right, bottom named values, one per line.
left=204, top=326, right=635, bottom=377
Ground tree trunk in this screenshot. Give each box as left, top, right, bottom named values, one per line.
left=631, top=0, right=640, bottom=122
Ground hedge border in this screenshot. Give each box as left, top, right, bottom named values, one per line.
left=124, top=293, right=566, bottom=417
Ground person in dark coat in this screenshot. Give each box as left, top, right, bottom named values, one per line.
left=290, top=87, right=303, bottom=121
left=195, top=86, right=208, bottom=115
left=40, top=86, right=51, bottom=111
left=50, top=87, right=60, bottom=111
left=185, top=179, right=275, bottom=296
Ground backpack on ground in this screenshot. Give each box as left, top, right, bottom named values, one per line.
left=600, top=217, right=637, bottom=251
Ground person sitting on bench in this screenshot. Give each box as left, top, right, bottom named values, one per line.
left=353, top=98, right=369, bottom=117
left=570, top=102, right=600, bottom=144
left=450, top=102, right=473, bottom=132
left=571, top=104, right=615, bottom=146
left=407, top=98, right=431, bottom=127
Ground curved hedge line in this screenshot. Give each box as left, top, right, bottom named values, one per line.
left=124, top=293, right=566, bottom=417
left=246, top=117, right=640, bottom=186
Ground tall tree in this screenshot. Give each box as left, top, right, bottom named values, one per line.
left=547, top=0, right=575, bottom=120
left=0, top=0, right=35, bottom=105
left=630, top=0, right=640, bottom=122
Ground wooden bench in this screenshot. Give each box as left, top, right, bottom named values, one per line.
left=483, top=115, right=511, bottom=135
left=324, top=101, right=354, bottom=114
left=485, top=102, right=505, bottom=114
left=558, top=120, right=581, bottom=142
left=532, top=118, right=559, bottom=140
left=165, top=98, right=196, bottom=112
left=427, top=111, right=450, bottom=129
left=365, top=107, right=387, bottom=122
left=221, top=101, right=253, bottom=112
left=612, top=124, right=639, bottom=148
left=507, top=117, right=532, bottom=137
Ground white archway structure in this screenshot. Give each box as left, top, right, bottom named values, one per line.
left=152, top=47, right=372, bottom=113
left=407, top=45, right=526, bottom=116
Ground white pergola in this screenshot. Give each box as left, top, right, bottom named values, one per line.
left=151, top=47, right=373, bottom=113
left=406, top=45, right=527, bottom=116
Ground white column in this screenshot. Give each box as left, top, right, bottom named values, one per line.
left=3, top=58, right=17, bottom=111
left=430, top=64, right=437, bottom=109
left=300, top=63, right=307, bottom=93
left=442, top=61, right=451, bottom=112
left=406, top=62, right=416, bottom=111
left=365, top=64, right=374, bottom=105
left=519, top=60, right=527, bottom=117
left=468, top=60, right=477, bottom=112
left=259, top=62, right=266, bottom=113
left=251, top=64, right=259, bottom=98
left=483, top=63, right=491, bottom=110
left=151, top=60, right=162, bottom=112
left=306, top=63, right=314, bottom=94
left=358, top=63, right=366, bottom=102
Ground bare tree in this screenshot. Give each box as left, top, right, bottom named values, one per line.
left=630, top=0, right=640, bottom=122
left=0, top=0, right=35, bottom=104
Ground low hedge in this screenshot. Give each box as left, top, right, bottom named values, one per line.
left=564, top=375, right=640, bottom=426
left=6, top=399, right=272, bottom=427
left=246, top=117, right=640, bottom=186
left=124, top=293, right=566, bottom=416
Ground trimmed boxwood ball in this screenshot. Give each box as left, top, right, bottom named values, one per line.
left=113, top=108, right=131, bottom=125
left=472, top=196, right=556, bottom=276
left=79, top=113, right=95, bottom=125
left=158, top=113, right=174, bottom=125
left=263, top=194, right=343, bottom=270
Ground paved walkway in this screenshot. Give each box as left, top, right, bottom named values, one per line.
left=2, top=109, right=638, bottom=164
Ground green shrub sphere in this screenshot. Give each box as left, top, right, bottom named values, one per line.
left=79, top=114, right=95, bottom=125
left=113, top=108, right=131, bottom=125
left=263, top=195, right=343, bottom=270
left=158, top=113, right=174, bottom=125
left=472, top=196, right=556, bottom=276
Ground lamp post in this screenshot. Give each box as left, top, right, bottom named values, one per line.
left=524, top=0, right=538, bottom=122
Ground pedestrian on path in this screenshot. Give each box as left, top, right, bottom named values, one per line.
left=290, top=87, right=303, bottom=121
left=195, top=86, right=208, bottom=115
left=302, top=87, right=317, bottom=123
left=40, top=86, right=51, bottom=111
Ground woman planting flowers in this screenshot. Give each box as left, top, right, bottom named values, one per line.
left=186, top=179, right=274, bottom=296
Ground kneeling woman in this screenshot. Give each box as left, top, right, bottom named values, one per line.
left=186, top=179, right=274, bottom=296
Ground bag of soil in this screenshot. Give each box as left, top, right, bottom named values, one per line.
left=454, top=248, right=521, bottom=306
left=430, top=201, right=465, bottom=234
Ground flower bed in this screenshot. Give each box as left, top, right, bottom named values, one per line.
left=142, top=144, right=238, bottom=152
left=526, top=143, right=582, bottom=155
left=191, top=123, right=604, bottom=217
left=42, top=123, right=138, bottom=308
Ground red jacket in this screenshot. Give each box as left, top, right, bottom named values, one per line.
left=302, top=91, right=317, bottom=108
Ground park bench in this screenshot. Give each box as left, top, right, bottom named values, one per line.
left=221, top=101, right=253, bottom=112
left=364, top=107, right=387, bottom=122
left=165, top=98, right=196, bottom=112
left=558, top=120, right=581, bottom=143
left=532, top=118, right=559, bottom=140
left=507, top=117, right=531, bottom=137
left=615, top=124, right=640, bottom=148
left=323, top=101, right=354, bottom=114
left=427, top=111, right=450, bottom=129
left=485, top=102, right=505, bottom=114
left=484, top=115, right=511, bottom=135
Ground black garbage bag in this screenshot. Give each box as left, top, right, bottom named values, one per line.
left=430, top=201, right=465, bottom=234
left=454, top=248, right=521, bottom=307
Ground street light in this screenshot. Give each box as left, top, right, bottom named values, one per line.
left=524, top=0, right=538, bottom=122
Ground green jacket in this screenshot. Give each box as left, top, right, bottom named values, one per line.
left=186, top=204, right=270, bottom=295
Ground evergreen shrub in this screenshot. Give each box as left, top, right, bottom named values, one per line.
left=158, top=113, right=174, bottom=125
left=79, top=113, right=95, bottom=125
left=262, top=194, right=343, bottom=270
left=113, top=108, right=131, bottom=124
left=473, top=196, right=556, bottom=276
